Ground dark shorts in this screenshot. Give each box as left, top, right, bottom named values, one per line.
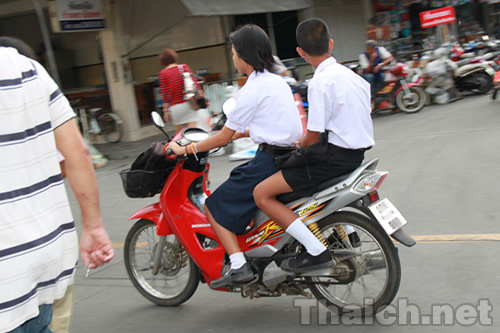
left=205, top=150, right=279, bottom=234
left=282, top=144, right=366, bottom=196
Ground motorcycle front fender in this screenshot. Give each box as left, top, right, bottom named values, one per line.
left=129, top=202, right=172, bottom=235
left=394, top=82, right=422, bottom=97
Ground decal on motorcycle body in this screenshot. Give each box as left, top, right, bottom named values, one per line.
left=299, top=202, right=318, bottom=215
left=192, top=223, right=211, bottom=228
left=298, top=202, right=327, bottom=221
left=379, top=82, right=396, bottom=93
left=247, top=221, right=284, bottom=247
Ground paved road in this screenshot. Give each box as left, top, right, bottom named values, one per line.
left=68, top=94, right=499, bottom=332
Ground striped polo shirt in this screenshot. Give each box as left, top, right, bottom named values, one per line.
left=0, top=47, right=78, bottom=332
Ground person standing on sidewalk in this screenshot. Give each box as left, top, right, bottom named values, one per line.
left=0, top=44, right=114, bottom=332
left=158, top=48, right=204, bottom=132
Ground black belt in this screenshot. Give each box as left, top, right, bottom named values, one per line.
left=258, top=143, right=295, bottom=155
left=331, top=144, right=371, bottom=153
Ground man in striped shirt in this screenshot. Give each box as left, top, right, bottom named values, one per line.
left=0, top=46, right=114, bottom=332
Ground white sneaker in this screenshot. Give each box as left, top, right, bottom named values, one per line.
left=210, top=147, right=226, bottom=156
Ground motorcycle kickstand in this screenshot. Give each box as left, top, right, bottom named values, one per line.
left=151, top=236, right=167, bottom=275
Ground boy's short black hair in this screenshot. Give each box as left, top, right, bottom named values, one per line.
left=229, top=24, right=275, bottom=73
left=296, top=18, right=330, bottom=56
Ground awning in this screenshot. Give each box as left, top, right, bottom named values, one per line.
left=180, top=0, right=312, bottom=16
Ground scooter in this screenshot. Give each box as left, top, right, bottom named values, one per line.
left=121, top=109, right=415, bottom=316
left=454, top=59, right=495, bottom=95
left=372, top=63, right=427, bottom=114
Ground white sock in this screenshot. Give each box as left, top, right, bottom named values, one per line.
left=345, top=225, right=355, bottom=234
left=286, top=219, right=326, bottom=256
left=229, top=252, right=246, bottom=270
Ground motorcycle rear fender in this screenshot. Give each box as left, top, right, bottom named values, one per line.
left=349, top=197, right=416, bottom=247
left=128, top=202, right=172, bottom=235
left=301, top=190, right=417, bottom=248
left=456, top=65, right=492, bottom=77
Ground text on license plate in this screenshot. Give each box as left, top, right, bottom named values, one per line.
left=369, top=198, right=408, bottom=235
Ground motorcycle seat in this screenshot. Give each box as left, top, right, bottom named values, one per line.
left=277, top=173, right=351, bottom=204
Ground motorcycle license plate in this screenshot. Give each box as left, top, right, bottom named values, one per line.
left=369, top=198, right=408, bottom=235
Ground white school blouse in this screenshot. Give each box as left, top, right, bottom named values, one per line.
left=225, top=70, right=302, bottom=147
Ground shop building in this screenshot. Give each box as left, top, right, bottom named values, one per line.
left=3, top=1, right=495, bottom=142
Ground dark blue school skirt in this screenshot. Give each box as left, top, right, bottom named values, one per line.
left=205, top=149, right=278, bottom=234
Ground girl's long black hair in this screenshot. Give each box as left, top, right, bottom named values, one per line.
left=229, top=24, right=275, bottom=73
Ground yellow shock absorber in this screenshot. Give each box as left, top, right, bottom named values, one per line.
left=307, top=222, right=328, bottom=247
left=335, top=225, right=349, bottom=243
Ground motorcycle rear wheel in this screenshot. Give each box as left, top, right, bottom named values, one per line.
left=306, top=211, right=401, bottom=316
left=124, top=219, right=199, bottom=306
left=396, top=86, right=426, bottom=113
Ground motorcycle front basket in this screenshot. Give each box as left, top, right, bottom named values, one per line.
left=119, top=167, right=173, bottom=198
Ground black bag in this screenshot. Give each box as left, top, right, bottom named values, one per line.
left=119, top=142, right=176, bottom=198
left=274, top=132, right=329, bottom=169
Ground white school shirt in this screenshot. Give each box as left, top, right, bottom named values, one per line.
left=307, top=57, right=375, bottom=149
left=225, top=70, right=302, bottom=147
left=0, top=47, right=78, bottom=332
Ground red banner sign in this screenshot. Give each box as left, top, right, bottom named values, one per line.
left=420, top=6, right=456, bottom=29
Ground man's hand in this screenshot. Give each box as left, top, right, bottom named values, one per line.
left=80, top=224, right=115, bottom=268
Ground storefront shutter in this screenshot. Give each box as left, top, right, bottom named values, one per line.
left=313, top=0, right=368, bottom=63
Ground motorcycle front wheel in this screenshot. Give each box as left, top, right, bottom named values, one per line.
left=395, top=86, right=426, bottom=113
left=97, top=113, right=124, bottom=143
left=124, top=219, right=199, bottom=306
left=306, top=211, right=401, bottom=316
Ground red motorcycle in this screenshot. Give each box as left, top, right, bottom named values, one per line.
left=120, top=112, right=415, bottom=316
left=373, top=63, right=427, bottom=114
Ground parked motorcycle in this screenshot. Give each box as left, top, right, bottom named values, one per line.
left=426, top=46, right=495, bottom=97
left=423, top=48, right=459, bottom=105
left=454, top=58, right=495, bottom=95
left=372, top=63, right=426, bottom=114
left=120, top=109, right=415, bottom=316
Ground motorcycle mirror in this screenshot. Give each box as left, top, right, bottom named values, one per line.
left=222, top=97, right=236, bottom=115
left=150, top=111, right=172, bottom=141
left=151, top=111, right=165, bottom=127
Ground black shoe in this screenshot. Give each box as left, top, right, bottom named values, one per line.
left=281, top=249, right=335, bottom=273
left=210, top=263, right=254, bottom=289
left=348, top=232, right=361, bottom=248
